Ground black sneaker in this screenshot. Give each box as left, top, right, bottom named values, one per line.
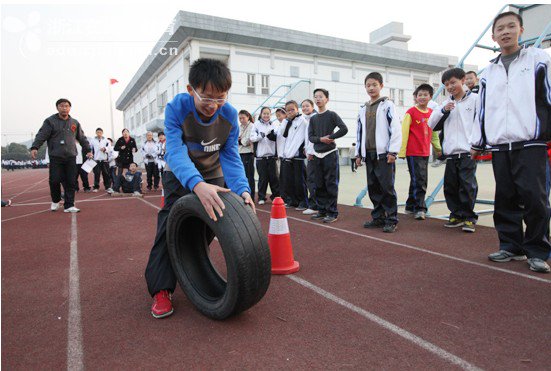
left=462, top=221, right=475, bottom=233
left=311, top=213, right=327, bottom=220
left=363, top=219, right=385, bottom=228
left=322, top=216, right=338, bottom=223
left=444, top=217, right=465, bottom=228
left=383, top=223, right=397, bottom=233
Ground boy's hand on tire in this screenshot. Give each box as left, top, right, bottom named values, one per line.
left=241, top=191, right=256, bottom=214
left=193, top=182, right=230, bottom=221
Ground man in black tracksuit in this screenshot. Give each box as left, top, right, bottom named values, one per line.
left=308, top=89, right=348, bottom=223
left=31, top=98, right=91, bottom=212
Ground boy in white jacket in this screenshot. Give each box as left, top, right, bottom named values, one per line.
left=470, top=12, right=551, bottom=273
left=428, top=68, right=479, bottom=233
left=141, top=131, right=160, bottom=191
left=356, top=72, right=401, bottom=233
left=281, top=100, right=309, bottom=210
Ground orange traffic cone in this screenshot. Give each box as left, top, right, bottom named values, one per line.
left=268, top=197, right=300, bottom=274
left=160, top=188, right=165, bottom=208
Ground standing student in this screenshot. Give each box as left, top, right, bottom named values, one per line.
left=114, top=129, right=138, bottom=175
left=356, top=73, right=401, bottom=233
left=470, top=12, right=550, bottom=273
left=30, top=98, right=92, bottom=213
left=90, top=127, right=112, bottom=193
left=281, top=100, right=309, bottom=210
left=399, top=84, right=442, bottom=220
left=144, top=59, right=253, bottom=318
left=238, top=110, right=255, bottom=202
left=75, top=143, right=91, bottom=192
left=301, top=99, right=318, bottom=215
left=141, top=131, right=160, bottom=191
left=156, top=132, right=167, bottom=182
left=308, top=88, right=348, bottom=223
left=275, top=108, right=290, bottom=205
left=465, top=71, right=479, bottom=93
left=250, top=107, right=280, bottom=204
left=349, top=143, right=357, bottom=172
left=107, top=138, right=118, bottom=193
left=429, top=68, right=478, bottom=233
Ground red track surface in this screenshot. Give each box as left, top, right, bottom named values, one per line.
left=2, top=169, right=550, bottom=370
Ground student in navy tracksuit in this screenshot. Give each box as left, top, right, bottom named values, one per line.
left=470, top=12, right=551, bottom=273
left=144, top=59, right=253, bottom=318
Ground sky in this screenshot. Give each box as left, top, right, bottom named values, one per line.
left=1, top=1, right=549, bottom=146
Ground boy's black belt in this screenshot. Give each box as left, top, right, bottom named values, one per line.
left=489, top=140, right=547, bottom=152
left=444, top=152, right=471, bottom=159
left=255, top=155, right=277, bottom=160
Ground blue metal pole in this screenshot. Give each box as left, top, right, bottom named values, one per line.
left=354, top=187, right=368, bottom=207
left=425, top=177, right=445, bottom=209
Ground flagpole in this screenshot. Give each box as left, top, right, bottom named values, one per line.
left=109, top=80, right=115, bottom=140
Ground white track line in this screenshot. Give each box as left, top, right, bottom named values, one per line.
left=67, top=213, right=84, bottom=371
left=256, top=209, right=551, bottom=284
left=7, top=178, right=49, bottom=199
left=288, top=275, right=482, bottom=371
left=2, top=209, right=51, bottom=222
left=139, top=197, right=161, bottom=210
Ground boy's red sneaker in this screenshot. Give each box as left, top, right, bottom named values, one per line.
left=151, top=290, right=173, bottom=319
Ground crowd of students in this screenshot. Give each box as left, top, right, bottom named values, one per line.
left=72, top=128, right=166, bottom=196
left=1, top=159, right=48, bottom=170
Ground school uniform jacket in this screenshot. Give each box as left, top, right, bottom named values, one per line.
left=275, top=119, right=287, bottom=158
left=281, top=114, right=308, bottom=160
left=428, top=91, right=479, bottom=156
left=90, top=137, right=110, bottom=162
left=470, top=46, right=551, bottom=151
left=355, top=98, right=401, bottom=158
left=250, top=119, right=277, bottom=158
left=141, top=140, right=159, bottom=164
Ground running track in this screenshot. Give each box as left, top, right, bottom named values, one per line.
left=2, top=169, right=550, bottom=370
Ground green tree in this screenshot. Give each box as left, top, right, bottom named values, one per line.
left=1, top=143, right=31, bottom=161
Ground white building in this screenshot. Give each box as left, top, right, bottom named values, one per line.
left=116, top=11, right=469, bottom=156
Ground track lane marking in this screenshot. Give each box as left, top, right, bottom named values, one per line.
left=256, top=209, right=550, bottom=284
left=67, top=213, right=84, bottom=371
left=288, top=275, right=482, bottom=370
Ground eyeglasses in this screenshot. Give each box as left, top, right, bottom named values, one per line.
left=191, top=86, right=228, bottom=105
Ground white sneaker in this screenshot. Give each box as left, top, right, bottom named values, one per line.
left=302, top=208, right=317, bottom=215
left=258, top=200, right=265, bottom=205
left=92, top=189, right=99, bottom=193
left=64, top=206, right=80, bottom=213
left=50, top=202, right=60, bottom=211
left=106, top=188, right=114, bottom=194
left=132, top=191, right=142, bottom=197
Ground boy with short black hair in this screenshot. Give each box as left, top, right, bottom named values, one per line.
left=429, top=68, right=479, bottom=233
left=281, top=100, right=309, bottom=209
left=399, top=84, right=441, bottom=220
left=471, top=12, right=551, bottom=273
left=356, top=72, right=402, bottom=233
left=144, top=58, right=254, bottom=318
left=90, top=127, right=112, bottom=193
left=308, top=88, right=348, bottom=223
left=465, top=71, right=479, bottom=93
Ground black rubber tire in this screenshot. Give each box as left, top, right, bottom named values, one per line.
left=166, top=191, right=271, bottom=320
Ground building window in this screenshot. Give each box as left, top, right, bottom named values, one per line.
left=331, top=71, right=340, bottom=82
left=135, top=111, right=141, bottom=128
left=159, top=91, right=168, bottom=114
left=176, top=80, right=180, bottom=95
left=142, top=107, right=148, bottom=124
left=261, top=75, right=270, bottom=95
left=149, top=100, right=156, bottom=120
left=247, top=74, right=255, bottom=94
left=398, top=89, right=404, bottom=106
left=290, top=66, right=299, bottom=78
left=171, top=83, right=175, bottom=100
left=389, top=88, right=396, bottom=102
left=130, top=116, right=134, bottom=129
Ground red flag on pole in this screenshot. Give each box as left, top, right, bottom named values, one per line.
left=110, top=78, right=119, bottom=85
